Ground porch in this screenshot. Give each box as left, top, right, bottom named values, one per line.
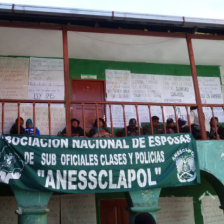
left=1, top=4, right=224, bottom=224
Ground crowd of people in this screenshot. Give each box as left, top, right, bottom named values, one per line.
left=9, top=117, right=112, bottom=138
left=10, top=117, right=40, bottom=135
left=9, top=109, right=224, bottom=140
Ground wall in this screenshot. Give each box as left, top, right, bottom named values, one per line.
left=94, top=175, right=218, bottom=224
left=69, top=58, right=220, bottom=79
left=160, top=174, right=217, bottom=224
left=69, top=59, right=222, bottom=127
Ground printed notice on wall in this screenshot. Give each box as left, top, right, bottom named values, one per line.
left=201, top=195, right=224, bottom=224
left=28, top=57, right=64, bottom=102
left=61, top=194, right=97, bottom=224
left=157, top=197, right=195, bottom=224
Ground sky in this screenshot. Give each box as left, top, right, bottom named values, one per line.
left=0, top=0, right=224, bottom=19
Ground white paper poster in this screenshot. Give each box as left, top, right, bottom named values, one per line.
left=0, top=57, right=66, bottom=134
left=106, top=69, right=131, bottom=101
left=106, top=70, right=223, bottom=127
left=0, top=104, right=18, bottom=135
left=198, top=77, right=223, bottom=104
left=0, top=57, right=29, bottom=99
left=28, top=57, right=64, bottom=101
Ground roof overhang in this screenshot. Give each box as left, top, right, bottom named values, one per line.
left=0, top=3, right=224, bottom=35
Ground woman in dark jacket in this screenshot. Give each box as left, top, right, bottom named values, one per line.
left=209, top=117, right=224, bottom=140
left=166, top=118, right=177, bottom=134
left=10, top=117, right=26, bottom=134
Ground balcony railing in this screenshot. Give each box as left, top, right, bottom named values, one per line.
left=0, top=99, right=223, bottom=140
left=70, top=101, right=197, bottom=138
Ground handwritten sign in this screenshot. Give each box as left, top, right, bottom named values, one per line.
left=0, top=104, right=18, bottom=135
left=161, top=75, right=195, bottom=103
left=131, top=74, right=162, bottom=103
left=106, top=69, right=131, bottom=101
left=198, top=77, right=223, bottom=104
left=106, top=70, right=223, bottom=127
left=157, top=197, right=195, bottom=224
left=106, top=104, right=137, bottom=127
left=28, top=57, right=64, bottom=101
left=0, top=57, right=29, bottom=99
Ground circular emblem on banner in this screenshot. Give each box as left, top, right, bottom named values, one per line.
left=0, top=145, right=24, bottom=184
left=175, top=149, right=196, bottom=183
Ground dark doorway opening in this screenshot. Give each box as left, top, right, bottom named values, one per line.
left=100, top=199, right=130, bottom=224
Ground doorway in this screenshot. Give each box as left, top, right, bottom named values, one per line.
left=100, top=199, right=130, bottom=224
left=71, top=79, right=105, bottom=130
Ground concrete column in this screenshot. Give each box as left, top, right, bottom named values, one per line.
left=129, top=188, right=161, bottom=223
left=12, top=186, right=52, bottom=224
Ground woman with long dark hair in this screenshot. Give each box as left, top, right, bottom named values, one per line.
left=88, top=118, right=111, bottom=137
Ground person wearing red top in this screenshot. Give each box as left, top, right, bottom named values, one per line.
left=88, top=118, right=111, bottom=137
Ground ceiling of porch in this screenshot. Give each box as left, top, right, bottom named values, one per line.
left=0, top=26, right=224, bottom=66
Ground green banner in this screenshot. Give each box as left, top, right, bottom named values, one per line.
left=0, top=133, right=200, bottom=193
